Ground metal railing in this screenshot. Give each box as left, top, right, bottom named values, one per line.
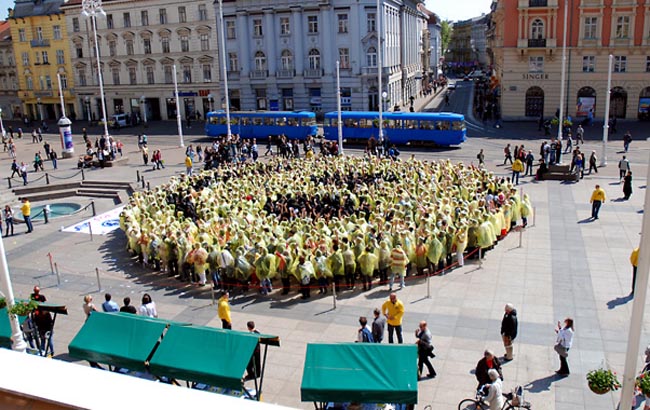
left=276, top=69, right=295, bottom=79
left=249, top=70, right=268, bottom=79
left=7, top=169, right=85, bottom=189
left=528, top=38, right=547, bottom=47
left=529, top=0, right=548, bottom=6
left=304, top=68, right=323, bottom=78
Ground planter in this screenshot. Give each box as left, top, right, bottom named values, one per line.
left=589, top=384, right=610, bottom=395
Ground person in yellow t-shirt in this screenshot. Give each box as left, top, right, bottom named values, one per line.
left=218, top=291, right=231, bottom=329
left=589, top=185, right=606, bottom=219
left=512, top=158, right=524, bottom=185
left=631, top=247, right=640, bottom=295
left=381, top=292, right=405, bottom=344
left=21, top=198, right=33, bottom=233
left=185, top=155, right=193, bottom=176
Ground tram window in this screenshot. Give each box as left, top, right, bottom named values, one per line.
left=420, top=120, right=433, bottom=130
left=344, top=118, right=356, bottom=127
left=358, top=118, right=370, bottom=128
left=220, top=117, right=227, bottom=125
left=277, top=117, right=286, bottom=126
left=210, top=117, right=219, bottom=124
left=452, top=121, right=464, bottom=131
left=241, top=117, right=250, bottom=126
left=253, top=117, right=263, bottom=125
left=287, top=118, right=298, bottom=126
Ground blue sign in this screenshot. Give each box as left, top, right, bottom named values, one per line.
left=269, top=100, right=279, bottom=111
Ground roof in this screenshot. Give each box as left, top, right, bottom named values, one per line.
left=0, top=21, right=10, bottom=41
left=12, top=0, right=67, bottom=18
left=300, top=343, right=418, bottom=404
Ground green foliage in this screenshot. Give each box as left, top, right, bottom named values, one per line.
left=0, top=297, right=6, bottom=309
left=7, top=299, right=39, bottom=316
left=586, top=368, right=620, bottom=394
left=441, top=21, right=452, bottom=53
left=637, top=372, right=650, bottom=396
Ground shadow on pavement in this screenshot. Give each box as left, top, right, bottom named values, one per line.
left=607, top=294, right=633, bottom=309
left=577, top=218, right=594, bottom=224
left=525, top=374, right=557, bottom=393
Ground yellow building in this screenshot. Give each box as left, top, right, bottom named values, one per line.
left=10, top=0, right=76, bottom=123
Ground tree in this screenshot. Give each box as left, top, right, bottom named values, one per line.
left=441, top=20, right=452, bottom=54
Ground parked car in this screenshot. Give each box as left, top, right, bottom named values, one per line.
left=109, top=114, right=129, bottom=128
left=447, top=82, right=457, bottom=90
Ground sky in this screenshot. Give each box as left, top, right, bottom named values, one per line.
left=0, top=0, right=10, bottom=21
left=425, top=0, right=493, bottom=22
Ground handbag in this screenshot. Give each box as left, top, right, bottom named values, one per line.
left=554, top=342, right=568, bottom=358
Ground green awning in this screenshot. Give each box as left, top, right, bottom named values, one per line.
left=0, top=308, right=26, bottom=350
left=300, top=343, right=418, bottom=404
left=68, top=312, right=168, bottom=372
left=149, top=325, right=261, bottom=390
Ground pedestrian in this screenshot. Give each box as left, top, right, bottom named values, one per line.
left=20, top=162, right=28, bottom=185
left=415, top=320, right=436, bottom=380
left=245, top=321, right=261, bottom=380
left=139, top=293, right=158, bottom=318
left=524, top=150, right=534, bottom=176
left=630, top=247, right=639, bottom=295
left=476, top=149, right=485, bottom=166
left=618, top=156, right=630, bottom=181
left=389, top=244, right=409, bottom=290
left=623, top=171, right=633, bottom=200
left=503, top=144, right=513, bottom=165
left=357, top=316, right=374, bottom=343
left=511, top=157, right=523, bottom=185
left=475, top=350, right=503, bottom=391
left=500, top=303, right=518, bottom=361
left=185, top=154, right=193, bottom=176
left=251, top=138, right=259, bottom=161
left=30, top=285, right=46, bottom=302
left=372, top=307, right=386, bottom=343
left=82, top=295, right=97, bottom=321
left=186, top=115, right=192, bottom=129
left=119, top=297, right=137, bottom=314
left=141, top=144, right=149, bottom=165
left=564, top=133, right=573, bottom=153
left=116, top=139, right=123, bottom=157
left=485, top=369, right=505, bottom=410
left=218, top=291, right=231, bottom=329
left=554, top=317, right=574, bottom=376
left=589, top=184, right=606, bottom=220
left=4, top=205, right=14, bottom=236
left=32, top=129, right=38, bottom=143
left=623, top=131, right=632, bottom=152
left=101, top=293, right=120, bottom=312
left=10, top=159, right=20, bottom=178
left=21, top=197, right=33, bottom=233
left=49, top=150, right=58, bottom=170
left=575, top=124, right=585, bottom=144
left=196, top=144, right=203, bottom=162
left=588, top=151, right=598, bottom=174
left=381, top=292, right=404, bottom=344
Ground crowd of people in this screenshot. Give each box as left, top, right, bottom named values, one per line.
left=119, top=155, right=533, bottom=296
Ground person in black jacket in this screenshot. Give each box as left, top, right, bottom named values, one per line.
left=501, top=303, right=518, bottom=361
left=475, top=350, right=503, bottom=391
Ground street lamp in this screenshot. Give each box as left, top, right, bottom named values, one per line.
left=140, top=95, right=147, bottom=127
left=207, top=93, right=214, bottom=112
left=0, top=108, right=5, bottom=138
left=85, top=96, right=91, bottom=123
left=172, top=65, right=184, bottom=147
left=82, top=0, right=110, bottom=140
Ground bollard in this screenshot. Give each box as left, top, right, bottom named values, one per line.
left=88, top=221, right=93, bottom=241
left=47, top=252, right=54, bottom=275
left=519, top=227, right=524, bottom=248
left=54, top=262, right=61, bottom=286
left=426, top=273, right=431, bottom=299
left=136, top=170, right=141, bottom=182
left=90, top=200, right=96, bottom=216
left=146, top=181, right=150, bottom=191
left=141, top=177, right=145, bottom=189
left=81, top=168, right=85, bottom=181
left=6, top=177, right=11, bottom=189
left=211, top=286, right=215, bottom=306
left=45, top=173, right=50, bottom=185
left=532, top=207, right=536, bottom=227
left=478, top=248, right=483, bottom=269
left=95, top=267, right=102, bottom=292
left=332, top=282, right=337, bottom=310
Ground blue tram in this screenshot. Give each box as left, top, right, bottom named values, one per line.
left=205, top=111, right=318, bottom=140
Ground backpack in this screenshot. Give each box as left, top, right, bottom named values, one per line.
left=361, top=327, right=374, bottom=343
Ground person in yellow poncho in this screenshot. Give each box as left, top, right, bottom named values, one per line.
left=390, top=244, right=409, bottom=291
left=357, top=247, right=378, bottom=291
left=298, top=256, right=315, bottom=300
left=631, top=247, right=639, bottom=295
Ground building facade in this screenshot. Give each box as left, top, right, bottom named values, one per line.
left=418, top=5, right=443, bottom=80
left=447, top=15, right=488, bottom=74
left=10, top=0, right=77, bottom=122
left=61, top=0, right=220, bottom=123
left=489, top=0, right=650, bottom=121
left=218, top=0, right=424, bottom=113
left=0, top=21, right=21, bottom=120
left=471, top=15, right=488, bottom=68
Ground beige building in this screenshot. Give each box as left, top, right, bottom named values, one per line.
left=0, top=21, right=21, bottom=120
left=488, top=0, right=650, bottom=121
left=61, top=0, right=220, bottom=123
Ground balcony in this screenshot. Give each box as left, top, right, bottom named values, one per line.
left=276, top=69, right=295, bottom=79
left=528, top=38, right=547, bottom=47
left=304, top=68, right=323, bottom=78
left=361, top=66, right=378, bottom=76
left=249, top=70, right=268, bottom=79
left=226, top=70, right=240, bottom=80
left=529, top=0, right=547, bottom=6
left=30, top=39, right=50, bottom=47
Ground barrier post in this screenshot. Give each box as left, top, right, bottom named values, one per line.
left=519, top=227, right=524, bottom=248
left=47, top=252, right=54, bottom=275
left=426, top=273, right=431, bottom=299
left=532, top=207, right=537, bottom=227
left=81, top=168, right=85, bottom=181
left=95, top=267, right=102, bottom=292
left=54, top=262, right=61, bottom=286
left=90, top=200, right=96, bottom=216
left=332, top=282, right=337, bottom=310
left=43, top=206, right=49, bottom=224
left=136, top=170, right=140, bottom=182
left=45, top=173, right=50, bottom=185
left=146, top=181, right=150, bottom=191
left=88, top=222, right=93, bottom=242
left=141, top=177, right=145, bottom=189
left=6, top=177, right=11, bottom=189
left=211, top=286, right=215, bottom=306
left=478, top=248, right=483, bottom=269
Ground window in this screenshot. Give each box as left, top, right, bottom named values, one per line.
left=367, top=47, right=377, bottom=67
left=531, top=19, right=544, bottom=39
left=146, top=66, right=155, bottom=84
left=308, top=49, right=321, bottom=70
left=338, top=14, right=349, bottom=34
left=144, top=39, right=152, bottom=54
left=280, top=50, right=293, bottom=70
left=178, top=7, right=186, bottom=23
left=18, top=29, right=26, bottom=42
left=123, top=13, right=131, bottom=28
left=126, top=40, right=134, bottom=55
left=41, top=51, right=49, bottom=64
left=308, top=16, right=318, bottom=33
left=7, top=54, right=13, bottom=66
left=36, top=27, right=43, bottom=41
left=181, top=35, right=189, bottom=52
left=141, top=10, right=149, bottom=26
left=78, top=69, right=86, bottom=86
left=22, top=52, right=29, bottom=66
left=614, top=55, right=627, bottom=72
left=200, top=33, right=209, bottom=51
left=582, top=55, right=595, bottom=72
left=161, top=37, right=170, bottom=53
left=76, top=45, right=83, bottom=58
left=339, top=48, right=350, bottom=69
left=228, top=52, right=238, bottom=71
left=35, top=52, right=40, bottom=65
left=198, top=4, right=208, bottom=21
left=112, top=68, right=120, bottom=85
left=646, top=56, right=650, bottom=73
left=202, top=64, right=211, bottom=82
left=616, top=16, right=630, bottom=38
left=53, top=25, right=61, bottom=40
left=45, top=75, right=52, bottom=90
left=367, top=13, right=376, bottom=33
left=72, top=18, right=80, bottom=33
left=164, top=65, right=173, bottom=83
left=254, top=51, right=266, bottom=71
left=182, top=65, right=192, bottom=83
left=106, top=15, right=113, bottom=29
left=528, top=56, right=543, bottom=72
left=159, top=9, right=167, bottom=25
left=59, top=74, right=67, bottom=89
left=129, top=67, right=137, bottom=84
left=253, top=19, right=263, bottom=37
left=56, top=50, right=64, bottom=65
left=280, top=17, right=290, bottom=35
left=584, top=17, right=597, bottom=39
left=109, top=40, right=116, bottom=57
left=26, top=76, right=33, bottom=90
left=226, top=21, right=236, bottom=39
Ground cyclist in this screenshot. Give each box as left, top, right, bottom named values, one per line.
left=475, top=350, right=503, bottom=393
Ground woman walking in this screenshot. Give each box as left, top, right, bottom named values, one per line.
left=4, top=205, right=14, bottom=236
left=623, top=171, right=633, bottom=200
left=555, top=317, right=574, bottom=376
left=139, top=293, right=158, bottom=318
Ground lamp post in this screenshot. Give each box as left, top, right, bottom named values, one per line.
left=336, top=60, right=343, bottom=155
left=218, top=0, right=232, bottom=139
left=0, top=108, right=5, bottom=138
left=36, top=97, right=43, bottom=122
left=600, top=54, right=613, bottom=167
left=173, top=65, right=184, bottom=147
left=82, top=0, right=109, bottom=140
left=377, top=0, right=384, bottom=141
left=557, top=0, right=568, bottom=142
left=207, top=93, right=214, bottom=112
left=0, top=234, right=27, bottom=352
left=140, top=95, right=147, bottom=128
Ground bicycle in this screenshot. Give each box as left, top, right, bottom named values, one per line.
left=458, top=385, right=531, bottom=410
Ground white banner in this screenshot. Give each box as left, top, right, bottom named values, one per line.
left=62, top=206, right=124, bottom=235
